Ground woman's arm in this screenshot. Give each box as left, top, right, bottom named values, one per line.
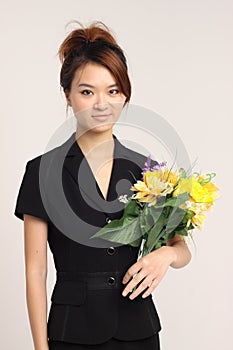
left=165, top=233, right=192, bottom=268
left=24, top=214, right=49, bottom=350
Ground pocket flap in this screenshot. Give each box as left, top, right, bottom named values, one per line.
left=51, top=280, right=86, bottom=305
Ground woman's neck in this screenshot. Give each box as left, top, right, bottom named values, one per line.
left=75, top=129, right=115, bottom=161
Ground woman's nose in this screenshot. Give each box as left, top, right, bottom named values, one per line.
left=94, top=103, right=108, bottom=111
left=94, top=94, right=108, bottom=110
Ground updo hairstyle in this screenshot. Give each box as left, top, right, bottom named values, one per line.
left=58, top=21, right=131, bottom=108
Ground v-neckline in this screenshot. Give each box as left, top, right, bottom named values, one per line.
left=76, top=137, right=116, bottom=202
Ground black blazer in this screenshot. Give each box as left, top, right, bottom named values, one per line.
left=14, top=132, right=161, bottom=345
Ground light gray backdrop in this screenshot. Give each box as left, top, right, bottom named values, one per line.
left=2, top=0, right=232, bottom=349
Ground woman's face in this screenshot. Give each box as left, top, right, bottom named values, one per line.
left=66, top=62, right=127, bottom=136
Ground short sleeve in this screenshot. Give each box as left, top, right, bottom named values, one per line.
left=14, top=159, right=50, bottom=222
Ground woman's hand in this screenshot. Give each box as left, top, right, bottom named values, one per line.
left=121, top=245, right=176, bottom=300
left=121, top=235, right=191, bottom=300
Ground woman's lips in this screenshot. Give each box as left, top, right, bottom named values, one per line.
left=92, top=114, right=112, bottom=121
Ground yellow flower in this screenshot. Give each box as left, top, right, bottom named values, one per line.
left=130, top=171, right=172, bottom=206
left=173, top=178, right=192, bottom=197
left=173, top=176, right=219, bottom=204
left=180, top=200, right=213, bottom=230
left=163, top=167, right=180, bottom=187
left=191, top=177, right=217, bottom=203
left=202, top=182, right=219, bottom=196
left=191, top=212, right=207, bottom=230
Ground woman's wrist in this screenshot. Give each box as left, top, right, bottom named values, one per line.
left=160, top=245, right=178, bottom=266
left=162, top=237, right=192, bottom=268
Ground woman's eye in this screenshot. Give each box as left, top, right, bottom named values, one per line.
left=109, top=89, right=119, bottom=95
left=80, top=89, right=119, bottom=96
left=81, top=90, right=93, bottom=95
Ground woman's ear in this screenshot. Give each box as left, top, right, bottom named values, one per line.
left=123, top=96, right=127, bottom=108
left=65, top=91, right=72, bottom=107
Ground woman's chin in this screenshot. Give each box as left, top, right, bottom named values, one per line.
left=78, top=124, right=114, bottom=136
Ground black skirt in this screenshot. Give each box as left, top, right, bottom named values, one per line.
left=48, top=333, right=160, bottom=350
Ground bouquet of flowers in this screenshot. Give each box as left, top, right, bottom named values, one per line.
left=90, top=155, right=219, bottom=261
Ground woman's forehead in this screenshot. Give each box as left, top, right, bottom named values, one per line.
left=73, top=63, right=116, bottom=85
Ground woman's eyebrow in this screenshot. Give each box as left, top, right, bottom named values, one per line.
left=77, top=83, right=118, bottom=88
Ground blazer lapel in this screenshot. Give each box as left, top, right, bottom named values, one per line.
left=60, top=132, right=137, bottom=213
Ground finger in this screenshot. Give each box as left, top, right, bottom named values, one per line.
left=128, top=276, right=154, bottom=300
left=122, top=272, right=147, bottom=297
left=122, top=263, right=142, bottom=284
left=142, top=278, right=160, bottom=298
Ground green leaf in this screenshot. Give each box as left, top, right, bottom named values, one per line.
left=90, top=215, right=141, bottom=245
left=153, top=238, right=167, bottom=250
left=175, top=228, right=189, bottom=236
left=165, top=228, right=189, bottom=240
left=139, top=205, right=157, bottom=235
left=129, top=237, right=142, bottom=247
left=155, top=192, right=190, bottom=208
left=164, top=231, right=177, bottom=240
left=179, top=168, right=187, bottom=178
left=149, top=205, right=165, bottom=222
left=165, top=207, right=187, bottom=233
left=90, top=198, right=141, bottom=234
left=146, top=212, right=166, bottom=249
left=139, top=212, right=149, bottom=236
left=184, top=210, right=195, bottom=220
left=124, top=199, right=141, bottom=217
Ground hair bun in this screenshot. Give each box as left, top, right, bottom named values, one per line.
left=58, top=21, right=118, bottom=63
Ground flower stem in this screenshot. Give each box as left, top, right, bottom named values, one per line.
left=131, top=237, right=146, bottom=293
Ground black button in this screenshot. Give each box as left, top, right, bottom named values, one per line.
left=105, top=217, right=112, bottom=223
left=107, top=247, right=115, bottom=255
left=108, top=276, right=115, bottom=285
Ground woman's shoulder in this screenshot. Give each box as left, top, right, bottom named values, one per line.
left=25, top=150, right=55, bottom=173
left=25, top=137, right=70, bottom=169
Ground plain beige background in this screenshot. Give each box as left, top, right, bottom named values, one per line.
left=2, top=0, right=232, bottom=349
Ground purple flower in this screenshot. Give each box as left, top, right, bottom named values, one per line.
left=144, top=154, right=152, bottom=169
left=151, top=165, right=160, bottom=171
left=159, top=161, right=167, bottom=167
left=140, top=155, right=167, bottom=180
left=151, top=161, right=167, bottom=172
left=141, top=155, right=153, bottom=179
left=141, top=169, right=147, bottom=179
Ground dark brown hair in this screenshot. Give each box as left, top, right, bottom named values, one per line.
left=58, top=21, right=131, bottom=108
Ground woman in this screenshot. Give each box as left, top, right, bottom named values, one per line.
left=14, top=21, right=191, bottom=350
